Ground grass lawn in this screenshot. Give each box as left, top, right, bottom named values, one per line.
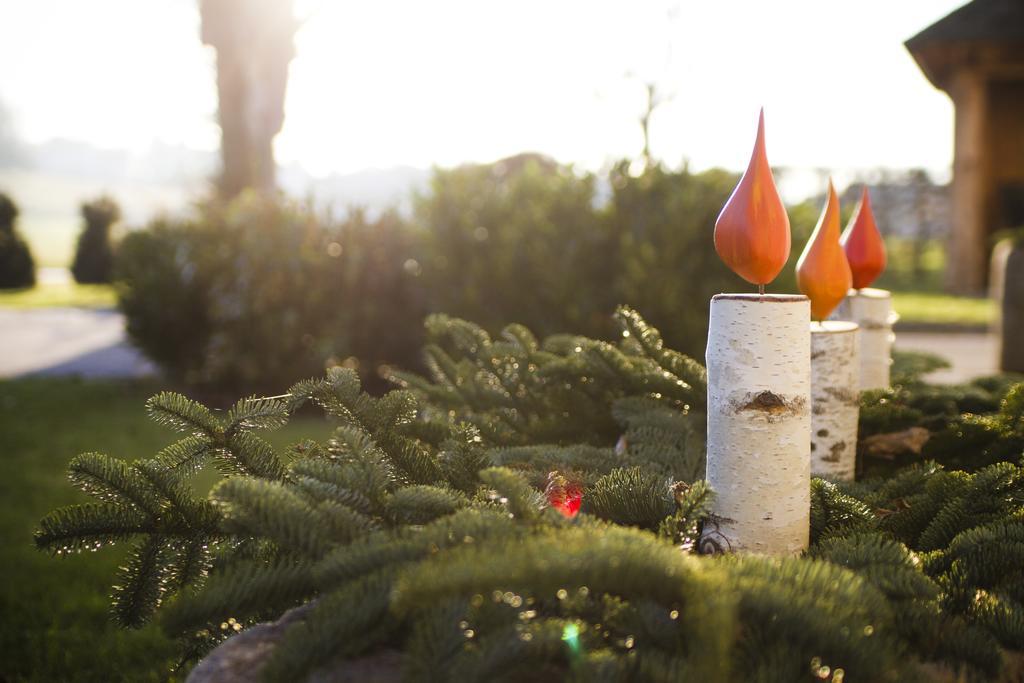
left=891, top=291, right=995, bottom=327
left=0, top=282, right=117, bottom=309
left=0, top=378, right=333, bottom=682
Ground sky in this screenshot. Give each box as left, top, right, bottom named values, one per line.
left=0, top=0, right=966, bottom=189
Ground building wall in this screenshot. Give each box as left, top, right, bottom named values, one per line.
left=987, top=80, right=1024, bottom=232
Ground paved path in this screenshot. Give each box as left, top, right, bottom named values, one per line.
left=0, top=307, right=156, bottom=379
left=894, top=331, right=998, bottom=384
left=0, top=304, right=1003, bottom=385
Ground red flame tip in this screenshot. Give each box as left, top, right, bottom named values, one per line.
left=796, top=179, right=853, bottom=320
left=713, top=111, right=791, bottom=286
left=841, top=186, right=887, bottom=289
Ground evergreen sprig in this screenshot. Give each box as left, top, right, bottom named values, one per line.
left=34, top=310, right=1024, bottom=679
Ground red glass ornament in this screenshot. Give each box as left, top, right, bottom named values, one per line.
left=545, top=472, right=582, bottom=518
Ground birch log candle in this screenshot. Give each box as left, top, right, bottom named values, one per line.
left=810, top=321, right=859, bottom=479
left=836, top=187, right=894, bottom=391
left=701, top=110, right=811, bottom=557
left=796, top=181, right=858, bottom=481
left=833, top=289, right=895, bottom=391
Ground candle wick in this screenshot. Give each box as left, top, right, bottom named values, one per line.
left=759, top=284, right=765, bottom=299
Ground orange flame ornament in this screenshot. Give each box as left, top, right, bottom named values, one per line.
left=714, top=109, right=791, bottom=286
left=841, top=186, right=887, bottom=289
left=796, top=180, right=853, bottom=320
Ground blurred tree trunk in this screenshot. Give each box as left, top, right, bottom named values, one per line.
left=200, top=0, right=296, bottom=198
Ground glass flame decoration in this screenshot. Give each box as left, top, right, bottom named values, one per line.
left=714, top=109, right=791, bottom=287
left=841, top=186, right=887, bottom=289
left=796, top=180, right=853, bottom=321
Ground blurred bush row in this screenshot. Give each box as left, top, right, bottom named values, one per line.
left=0, top=193, right=121, bottom=288
left=0, top=193, right=35, bottom=288
left=116, top=156, right=819, bottom=391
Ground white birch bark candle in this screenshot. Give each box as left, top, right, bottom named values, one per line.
left=701, top=294, right=812, bottom=556
left=796, top=180, right=859, bottom=482
left=702, top=110, right=811, bottom=556
left=837, top=187, right=892, bottom=391
left=833, top=288, right=896, bottom=391
left=810, top=321, right=859, bottom=480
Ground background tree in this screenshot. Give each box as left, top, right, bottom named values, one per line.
left=200, top=0, right=296, bottom=198
left=0, top=192, right=35, bottom=289
left=637, top=81, right=671, bottom=171
left=71, top=196, right=120, bottom=284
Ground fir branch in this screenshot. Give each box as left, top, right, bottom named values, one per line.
left=212, top=478, right=369, bottom=558
left=286, top=367, right=367, bottom=424
left=583, top=467, right=674, bottom=530
left=659, top=480, right=713, bottom=549
left=499, top=323, right=539, bottom=354
left=813, top=533, right=939, bottom=601
left=809, top=479, right=877, bottom=545
left=448, top=618, right=579, bottom=681
left=112, top=535, right=170, bottom=628
left=133, top=459, right=221, bottom=531
left=325, top=426, right=398, bottom=507
left=35, top=503, right=152, bottom=553
left=386, top=485, right=467, bottom=525
left=725, top=556, right=900, bottom=681
left=259, top=570, right=400, bottom=682
left=376, top=432, right=444, bottom=486
left=401, top=599, right=469, bottom=682
left=67, top=452, right=160, bottom=514
left=290, top=473, right=375, bottom=517
left=313, top=509, right=519, bottom=590
left=163, top=560, right=316, bottom=635
left=936, top=519, right=1024, bottom=609
left=225, top=396, right=291, bottom=433
left=424, top=313, right=493, bottom=360
left=489, top=444, right=620, bottom=484
left=391, top=525, right=736, bottom=681
left=436, top=428, right=488, bottom=494
left=478, top=467, right=544, bottom=522
left=153, top=435, right=214, bottom=474
left=146, top=392, right=222, bottom=436
left=168, top=536, right=212, bottom=591
left=615, top=305, right=707, bottom=403
left=220, top=431, right=286, bottom=480
left=971, top=594, right=1024, bottom=650
left=372, top=390, right=420, bottom=432
left=917, top=462, right=1024, bottom=551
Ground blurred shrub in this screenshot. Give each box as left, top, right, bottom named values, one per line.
left=0, top=193, right=35, bottom=289
left=116, top=195, right=423, bottom=391
left=116, top=158, right=823, bottom=390
left=415, top=153, right=617, bottom=339
left=608, top=163, right=742, bottom=358
left=72, top=196, right=120, bottom=284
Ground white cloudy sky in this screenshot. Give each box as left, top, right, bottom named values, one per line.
left=0, top=0, right=965, bottom=183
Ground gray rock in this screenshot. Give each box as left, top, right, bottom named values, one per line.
left=186, top=602, right=401, bottom=683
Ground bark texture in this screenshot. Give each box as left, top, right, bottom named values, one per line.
left=702, top=294, right=811, bottom=557
left=833, top=288, right=896, bottom=391
left=810, top=321, right=859, bottom=481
